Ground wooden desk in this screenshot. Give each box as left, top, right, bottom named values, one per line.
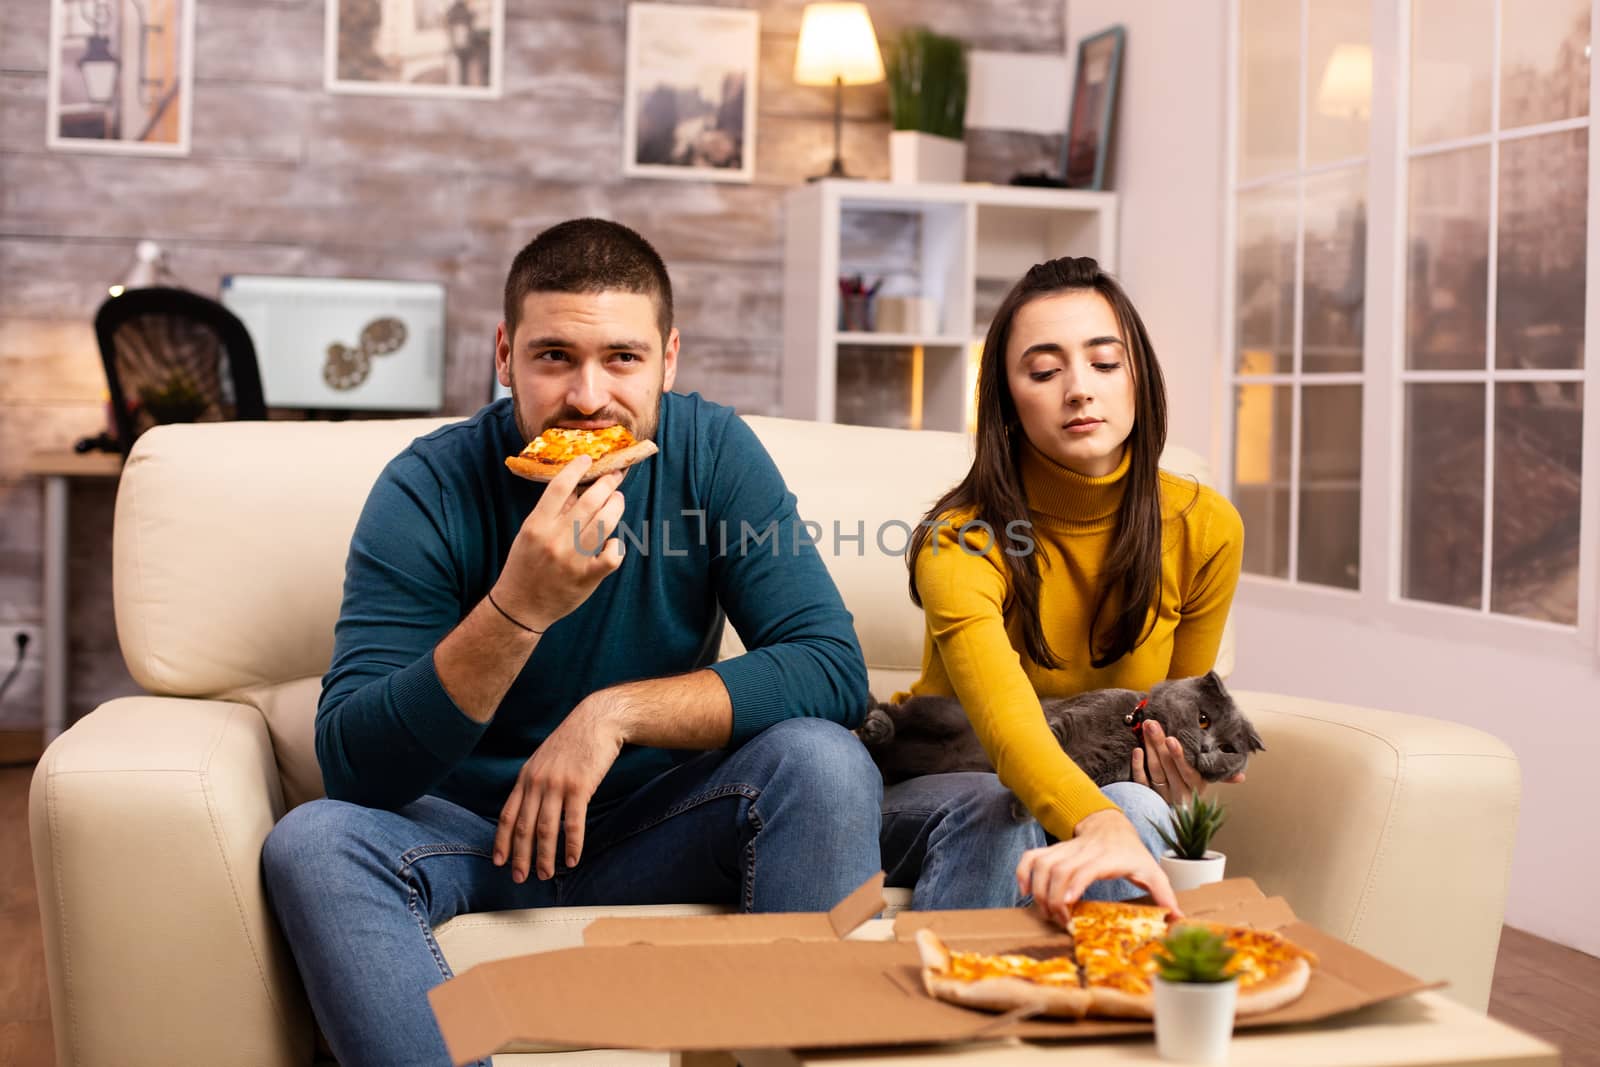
left=736, top=990, right=1560, bottom=1067
left=24, top=451, right=123, bottom=744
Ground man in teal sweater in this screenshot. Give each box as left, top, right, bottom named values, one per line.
left=262, top=219, right=880, bottom=1067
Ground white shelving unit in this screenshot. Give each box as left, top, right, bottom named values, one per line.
left=781, top=179, right=1119, bottom=432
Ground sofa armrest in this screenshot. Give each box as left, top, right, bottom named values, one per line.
left=1224, top=690, right=1519, bottom=1012
left=30, top=696, right=313, bottom=1067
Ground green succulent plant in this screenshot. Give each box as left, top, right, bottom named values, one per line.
left=1150, top=793, right=1228, bottom=861
left=1154, top=924, right=1237, bottom=984
left=883, top=27, right=968, bottom=140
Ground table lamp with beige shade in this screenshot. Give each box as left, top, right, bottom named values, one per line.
left=793, top=1, right=885, bottom=179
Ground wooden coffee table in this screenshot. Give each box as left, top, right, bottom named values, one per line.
left=734, top=990, right=1560, bottom=1066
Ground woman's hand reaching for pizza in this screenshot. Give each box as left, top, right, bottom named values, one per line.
left=491, top=455, right=627, bottom=633
left=1016, top=809, right=1181, bottom=926
left=494, top=688, right=626, bottom=883
left=1130, top=719, right=1245, bottom=808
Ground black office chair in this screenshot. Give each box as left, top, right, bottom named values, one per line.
left=94, top=287, right=267, bottom=456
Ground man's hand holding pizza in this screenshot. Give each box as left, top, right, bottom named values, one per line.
left=434, top=453, right=628, bottom=723
left=488, top=453, right=627, bottom=634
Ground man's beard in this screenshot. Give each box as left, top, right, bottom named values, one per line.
left=507, top=369, right=663, bottom=446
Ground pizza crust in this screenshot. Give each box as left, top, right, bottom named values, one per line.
left=504, top=439, right=658, bottom=483
left=924, top=972, right=1092, bottom=1019
left=1234, top=956, right=1311, bottom=1016
left=1085, top=984, right=1155, bottom=1018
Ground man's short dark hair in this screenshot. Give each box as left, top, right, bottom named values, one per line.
left=503, top=218, right=674, bottom=344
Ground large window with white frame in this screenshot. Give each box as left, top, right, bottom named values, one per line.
left=1227, top=0, right=1594, bottom=633
left=1402, top=0, right=1588, bottom=624
left=1231, top=0, right=1371, bottom=590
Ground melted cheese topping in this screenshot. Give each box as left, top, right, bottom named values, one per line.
left=1069, top=902, right=1169, bottom=943
left=945, top=950, right=1081, bottom=987
left=1064, top=902, right=1171, bottom=994
left=1074, top=934, right=1166, bottom=993
left=518, top=425, right=636, bottom=463
left=1209, top=925, right=1317, bottom=988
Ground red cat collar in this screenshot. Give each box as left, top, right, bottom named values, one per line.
left=1124, top=697, right=1150, bottom=733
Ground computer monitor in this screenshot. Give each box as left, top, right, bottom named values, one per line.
left=219, top=275, right=445, bottom=412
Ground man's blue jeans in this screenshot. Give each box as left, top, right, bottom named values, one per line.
left=880, top=773, right=1169, bottom=908
left=261, top=717, right=882, bottom=1067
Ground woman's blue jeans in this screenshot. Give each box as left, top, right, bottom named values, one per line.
left=261, top=717, right=883, bottom=1067
left=880, top=773, right=1170, bottom=909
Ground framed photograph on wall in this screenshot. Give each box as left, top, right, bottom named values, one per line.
left=326, top=0, right=503, bottom=98
left=46, top=0, right=196, bottom=155
left=1060, top=25, right=1125, bottom=190
left=623, top=3, right=758, bottom=182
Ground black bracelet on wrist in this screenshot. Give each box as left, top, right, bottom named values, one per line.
left=486, top=590, right=545, bottom=635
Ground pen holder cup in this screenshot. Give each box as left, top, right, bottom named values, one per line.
left=839, top=293, right=875, bottom=333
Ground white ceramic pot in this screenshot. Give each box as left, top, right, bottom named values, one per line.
left=1160, top=850, right=1226, bottom=891
left=889, top=130, right=966, bottom=183
left=1153, top=975, right=1238, bottom=1064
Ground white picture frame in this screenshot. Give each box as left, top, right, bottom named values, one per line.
left=325, top=0, right=504, bottom=99
left=46, top=0, right=196, bottom=155
left=623, top=2, right=758, bottom=183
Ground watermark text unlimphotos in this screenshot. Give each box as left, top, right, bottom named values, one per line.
left=569, top=512, right=1036, bottom=559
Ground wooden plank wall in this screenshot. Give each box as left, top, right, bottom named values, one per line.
left=0, top=0, right=1063, bottom=729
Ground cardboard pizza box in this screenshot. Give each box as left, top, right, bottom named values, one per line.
left=427, top=874, right=1439, bottom=1065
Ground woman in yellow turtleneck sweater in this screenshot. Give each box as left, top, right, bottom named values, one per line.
left=879, top=257, right=1243, bottom=924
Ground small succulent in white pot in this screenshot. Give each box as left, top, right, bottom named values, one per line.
left=1152, top=924, right=1239, bottom=1064
left=1150, top=793, right=1228, bottom=891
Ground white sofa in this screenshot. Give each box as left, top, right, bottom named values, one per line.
left=29, top=412, right=1520, bottom=1067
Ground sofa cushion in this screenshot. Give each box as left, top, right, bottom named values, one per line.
left=234, top=677, right=325, bottom=811
left=114, top=417, right=454, bottom=696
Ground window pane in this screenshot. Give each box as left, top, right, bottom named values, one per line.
left=1491, top=382, right=1583, bottom=624
left=1411, top=0, right=1493, bottom=145
left=1407, top=147, right=1491, bottom=370
left=1237, top=183, right=1297, bottom=374
left=1299, top=384, right=1362, bottom=588
left=1500, top=0, right=1590, bottom=129
left=1403, top=384, right=1486, bottom=609
left=1307, top=0, right=1371, bottom=165
left=1303, top=166, right=1366, bottom=373
left=1240, top=0, right=1300, bottom=181
left=1497, top=129, right=1587, bottom=370
left=1234, top=383, right=1292, bottom=578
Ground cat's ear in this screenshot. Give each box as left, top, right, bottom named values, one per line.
left=1246, top=721, right=1266, bottom=752
left=1201, top=669, right=1226, bottom=691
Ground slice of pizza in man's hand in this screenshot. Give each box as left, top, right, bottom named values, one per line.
left=505, top=425, right=658, bottom=484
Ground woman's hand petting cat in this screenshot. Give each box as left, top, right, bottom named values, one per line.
left=1016, top=809, right=1181, bottom=924
left=1131, top=719, right=1245, bottom=807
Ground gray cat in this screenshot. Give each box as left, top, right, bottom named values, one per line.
left=859, top=671, right=1264, bottom=788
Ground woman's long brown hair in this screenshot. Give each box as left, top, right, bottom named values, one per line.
left=907, top=256, right=1169, bottom=670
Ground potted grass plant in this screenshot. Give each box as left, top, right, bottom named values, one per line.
left=883, top=26, right=968, bottom=183
left=1152, top=925, right=1240, bottom=1064
left=1150, top=794, right=1228, bottom=891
